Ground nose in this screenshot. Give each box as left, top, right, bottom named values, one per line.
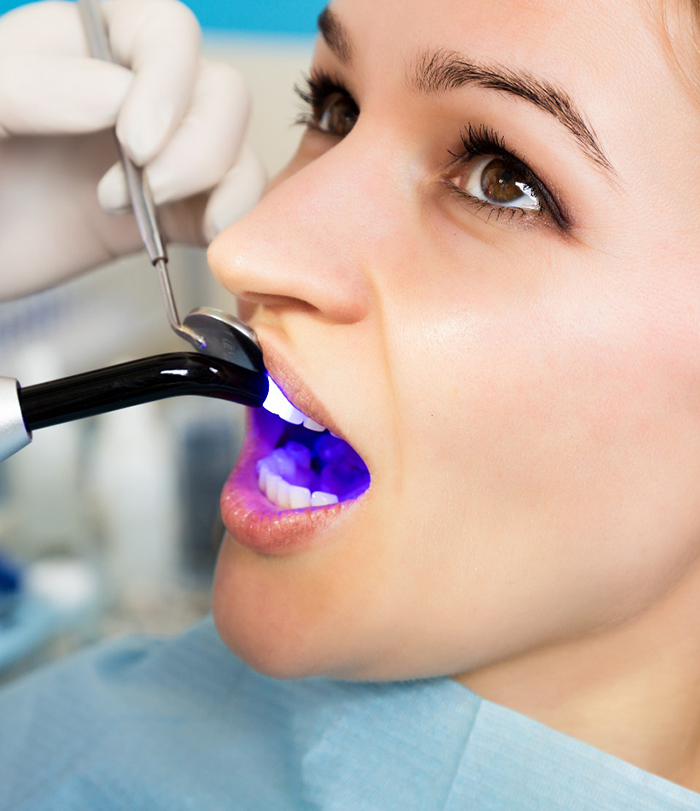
left=207, top=136, right=382, bottom=326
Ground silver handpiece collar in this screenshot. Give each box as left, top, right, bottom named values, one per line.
left=0, top=377, right=31, bottom=463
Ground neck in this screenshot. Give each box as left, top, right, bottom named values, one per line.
left=456, top=560, right=700, bottom=792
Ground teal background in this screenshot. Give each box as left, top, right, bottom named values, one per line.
left=0, top=0, right=325, bottom=34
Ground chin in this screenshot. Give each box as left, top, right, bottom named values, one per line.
left=211, top=533, right=350, bottom=680
left=212, top=613, right=322, bottom=681
left=211, top=525, right=426, bottom=682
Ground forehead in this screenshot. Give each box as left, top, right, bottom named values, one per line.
left=331, top=0, right=657, bottom=56
left=326, top=0, right=692, bottom=175
left=328, top=0, right=667, bottom=96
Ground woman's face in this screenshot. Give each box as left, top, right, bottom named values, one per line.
left=208, top=0, right=700, bottom=681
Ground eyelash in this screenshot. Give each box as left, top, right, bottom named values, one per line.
left=447, top=124, right=567, bottom=229
left=294, top=70, right=568, bottom=231
left=294, top=70, right=353, bottom=130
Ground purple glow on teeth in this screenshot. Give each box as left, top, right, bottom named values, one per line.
left=255, top=378, right=370, bottom=508
left=257, top=436, right=370, bottom=503
left=262, top=377, right=289, bottom=414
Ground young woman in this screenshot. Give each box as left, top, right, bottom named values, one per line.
left=4, top=0, right=700, bottom=807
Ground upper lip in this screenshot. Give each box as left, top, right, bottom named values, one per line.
left=255, top=332, right=348, bottom=443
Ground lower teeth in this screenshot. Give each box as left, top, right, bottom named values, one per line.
left=257, top=465, right=338, bottom=510
left=256, top=436, right=369, bottom=510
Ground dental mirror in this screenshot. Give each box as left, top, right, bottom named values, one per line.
left=182, top=307, right=265, bottom=373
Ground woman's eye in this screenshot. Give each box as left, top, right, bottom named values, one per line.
left=315, top=92, right=358, bottom=138
left=454, top=155, right=541, bottom=212
left=295, top=72, right=360, bottom=140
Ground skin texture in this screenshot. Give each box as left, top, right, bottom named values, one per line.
left=208, top=0, right=700, bottom=791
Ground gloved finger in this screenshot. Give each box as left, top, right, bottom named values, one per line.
left=0, top=2, right=90, bottom=58
left=104, top=0, right=202, bottom=166
left=152, top=144, right=265, bottom=248
left=98, top=60, right=251, bottom=211
left=0, top=53, right=131, bottom=137
left=96, top=161, right=129, bottom=213
left=203, top=143, right=267, bottom=242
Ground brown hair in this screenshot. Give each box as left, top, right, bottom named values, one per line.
left=657, top=0, right=700, bottom=104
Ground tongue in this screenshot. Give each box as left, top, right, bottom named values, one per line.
left=315, top=434, right=370, bottom=499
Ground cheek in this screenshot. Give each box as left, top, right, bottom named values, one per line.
left=390, top=256, right=700, bottom=634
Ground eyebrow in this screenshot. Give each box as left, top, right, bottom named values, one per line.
left=317, top=7, right=616, bottom=179
left=318, top=7, right=353, bottom=65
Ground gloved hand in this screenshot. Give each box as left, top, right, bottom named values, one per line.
left=0, top=0, right=265, bottom=299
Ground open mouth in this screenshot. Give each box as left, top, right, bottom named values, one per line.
left=253, top=377, right=371, bottom=510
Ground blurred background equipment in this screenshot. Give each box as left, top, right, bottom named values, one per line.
left=0, top=0, right=323, bottom=680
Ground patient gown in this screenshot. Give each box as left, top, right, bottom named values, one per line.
left=0, top=615, right=698, bottom=810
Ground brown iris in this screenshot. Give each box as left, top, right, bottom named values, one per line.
left=480, top=158, right=532, bottom=205
left=318, top=93, right=358, bottom=137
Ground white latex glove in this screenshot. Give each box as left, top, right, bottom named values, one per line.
left=0, top=0, right=265, bottom=299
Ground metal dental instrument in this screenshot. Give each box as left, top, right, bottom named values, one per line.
left=77, top=0, right=265, bottom=375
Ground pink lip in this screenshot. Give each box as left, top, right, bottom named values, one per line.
left=220, top=413, right=360, bottom=555
left=260, top=340, right=347, bottom=441
left=219, top=332, right=368, bottom=555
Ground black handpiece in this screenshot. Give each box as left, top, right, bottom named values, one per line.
left=0, top=353, right=268, bottom=463
left=18, top=352, right=268, bottom=431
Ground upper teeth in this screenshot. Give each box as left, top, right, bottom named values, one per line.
left=263, top=377, right=327, bottom=432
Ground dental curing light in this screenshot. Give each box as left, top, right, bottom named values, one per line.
left=0, top=351, right=268, bottom=465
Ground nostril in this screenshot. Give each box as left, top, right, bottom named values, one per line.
left=238, top=289, right=366, bottom=325
left=239, top=292, right=315, bottom=311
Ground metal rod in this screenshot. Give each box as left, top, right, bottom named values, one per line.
left=77, top=0, right=205, bottom=349
left=155, top=260, right=205, bottom=350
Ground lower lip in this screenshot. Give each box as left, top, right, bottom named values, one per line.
left=219, top=412, right=360, bottom=556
